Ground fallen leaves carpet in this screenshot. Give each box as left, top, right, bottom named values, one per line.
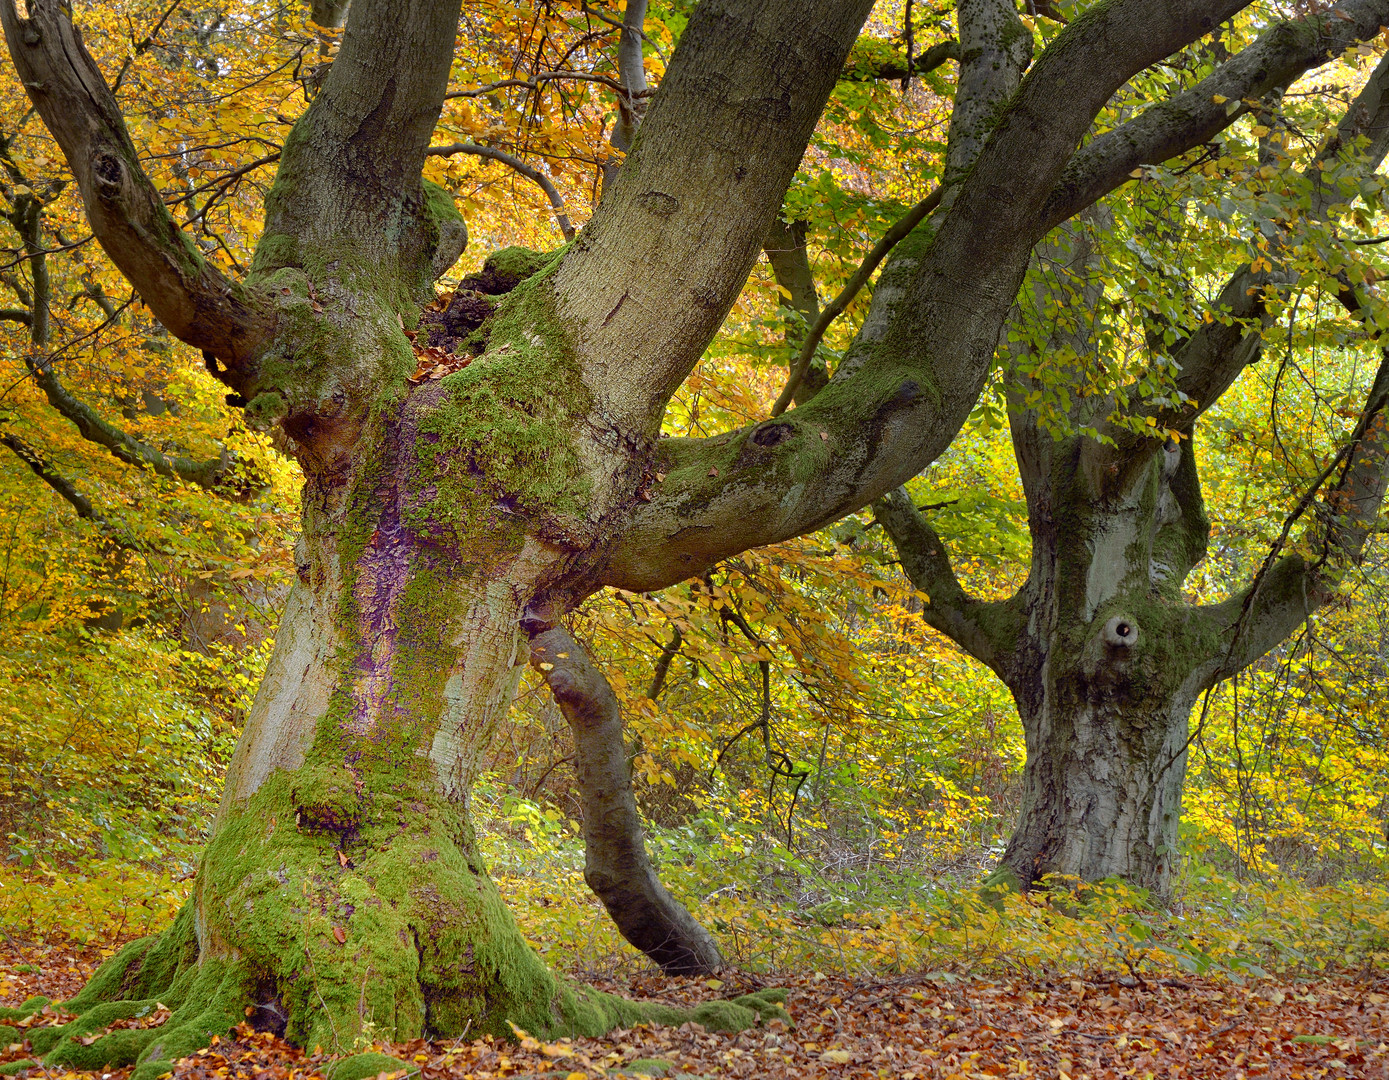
left=0, top=938, right=1383, bottom=1078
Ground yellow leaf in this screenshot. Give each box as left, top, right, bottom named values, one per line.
left=1212, top=94, right=1228, bottom=103
left=1250, top=124, right=1271, bottom=137
left=820, top=1049, right=852, bottom=1063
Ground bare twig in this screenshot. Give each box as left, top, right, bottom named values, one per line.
left=771, top=186, right=942, bottom=416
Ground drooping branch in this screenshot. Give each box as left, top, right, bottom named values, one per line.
left=873, top=486, right=1023, bottom=681
left=529, top=626, right=723, bottom=976
left=0, top=0, right=273, bottom=374
left=426, top=143, right=575, bottom=241
left=1041, top=0, right=1389, bottom=234
left=0, top=178, right=229, bottom=489
left=0, top=430, right=95, bottom=519
left=26, top=356, right=227, bottom=488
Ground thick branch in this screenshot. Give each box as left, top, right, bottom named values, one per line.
left=551, top=0, right=877, bottom=434
left=943, top=0, right=1032, bottom=185
left=258, top=0, right=465, bottom=290
left=1041, top=0, right=1389, bottom=233
left=529, top=627, right=723, bottom=976
left=0, top=0, right=272, bottom=371
left=1207, top=339, right=1389, bottom=681
left=427, top=143, right=575, bottom=241
left=873, top=486, right=1022, bottom=680
left=600, top=0, right=1251, bottom=591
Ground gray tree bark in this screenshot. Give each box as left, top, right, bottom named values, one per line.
left=5, top=0, right=1382, bottom=1064
left=878, top=49, right=1389, bottom=892
left=531, top=628, right=723, bottom=975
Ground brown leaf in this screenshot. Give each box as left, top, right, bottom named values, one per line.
left=708, top=467, right=719, bottom=477
left=332, top=926, right=346, bottom=944
left=337, top=850, right=349, bottom=867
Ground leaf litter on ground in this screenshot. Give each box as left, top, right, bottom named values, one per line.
left=0, top=937, right=1382, bottom=1078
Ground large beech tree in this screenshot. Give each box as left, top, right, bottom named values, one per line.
left=5, top=0, right=1388, bottom=1072
left=878, top=47, right=1389, bottom=894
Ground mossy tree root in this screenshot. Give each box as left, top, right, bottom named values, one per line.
left=17, top=903, right=254, bottom=1080
left=24, top=760, right=791, bottom=1078
left=28, top=895, right=788, bottom=1080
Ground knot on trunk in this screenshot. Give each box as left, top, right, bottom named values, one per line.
left=91, top=149, right=124, bottom=205
left=292, top=765, right=365, bottom=834
left=1102, top=614, right=1139, bottom=649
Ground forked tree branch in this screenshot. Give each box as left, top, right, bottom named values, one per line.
left=1041, top=0, right=1389, bottom=233
left=0, top=0, right=273, bottom=374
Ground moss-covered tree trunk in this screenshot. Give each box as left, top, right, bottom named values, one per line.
left=989, top=434, right=1219, bottom=892
left=3, top=0, right=1310, bottom=1064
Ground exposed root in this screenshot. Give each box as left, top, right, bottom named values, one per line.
left=16, top=905, right=251, bottom=1080
left=20, top=759, right=789, bottom=1075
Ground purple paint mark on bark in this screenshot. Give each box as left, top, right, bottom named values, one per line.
left=346, top=399, right=421, bottom=737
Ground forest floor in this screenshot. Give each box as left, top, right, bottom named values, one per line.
left=0, top=935, right=1383, bottom=1079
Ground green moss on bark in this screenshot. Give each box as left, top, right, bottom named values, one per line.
left=327, top=1052, right=410, bottom=1080
left=407, top=273, right=592, bottom=542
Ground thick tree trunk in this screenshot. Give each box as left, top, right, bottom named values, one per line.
left=998, top=654, right=1201, bottom=892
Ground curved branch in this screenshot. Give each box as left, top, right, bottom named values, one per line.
left=0, top=430, right=94, bottom=519
left=1206, top=318, right=1389, bottom=682
left=426, top=143, right=575, bottom=241
left=600, top=0, right=1253, bottom=592
left=646, top=626, right=682, bottom=700
left=529, top=626, right=723, bottom=976
left=1041, top=0, right=1389, bottom=233
left=26, top=355, right=227, bottom=488
left=1131, top=46, right=1389, bottom=444
left=873, top=486, right=1023, bottom=681
left=0, top=0, right=272, bottom=374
